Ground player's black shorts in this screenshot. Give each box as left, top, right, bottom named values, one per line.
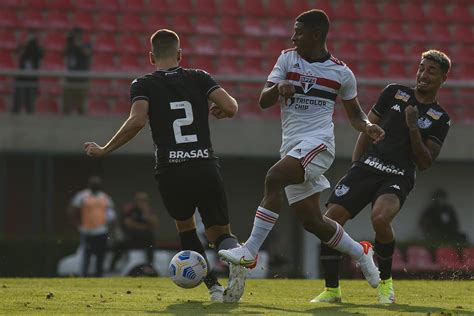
left=155, top=160, right=229, bottom=228
left=327, top=164, right=414, bottom=218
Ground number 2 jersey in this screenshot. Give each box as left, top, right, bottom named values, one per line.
left=130, top=67, right=220, bottom=173
left=355, top=84, right=451, bottom=184
left=267, top=49, right=358, bottom=156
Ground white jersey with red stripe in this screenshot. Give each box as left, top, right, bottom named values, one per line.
left=267, top=48, right=357, bottom=157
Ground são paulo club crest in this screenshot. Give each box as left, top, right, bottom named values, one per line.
left=300, top=75, right=317, bottom=93
left=335, top=184, right=350, bottom=197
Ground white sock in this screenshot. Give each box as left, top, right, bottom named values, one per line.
left=243, top=206, right=279, bottom=257
left=325, top=222, right=363, bottom=259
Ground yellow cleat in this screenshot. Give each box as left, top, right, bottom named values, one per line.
left=310, top=287, right=342, bottom=303
left=378, top=277, right=395, bottom=304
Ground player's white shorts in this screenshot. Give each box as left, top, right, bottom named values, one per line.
left=283, top=138, right=335, bottom=205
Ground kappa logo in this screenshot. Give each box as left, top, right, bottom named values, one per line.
left=335, top=184, right=350, bottom=197
left=391, top=104, right=401, bottom=112
left=390, top=184, right=401, bottom=190
left=300, top=75, right=317, bottom=93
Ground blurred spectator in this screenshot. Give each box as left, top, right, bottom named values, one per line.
left=109, top=191, right=158, bottom=271
left=68, top=175, right=116, bottom=277
left=419, top=189, right=468, bottom=246
left=63, top=27, right=91, bottom=115
left=12, top=31, right=43, bottom=114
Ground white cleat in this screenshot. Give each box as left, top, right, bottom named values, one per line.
left=218, top=245, right=258, bottom=269
left=208, top=284, right=224, bottom=302
left=356, top=241, right=381, bottom=288
left=223, top=263, right=247, bottom=303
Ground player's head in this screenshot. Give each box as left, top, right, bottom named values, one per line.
left=149, top=29, right=181, bottom=65
left=416, top=50, right=451, bottom=93
left=292, top=9, right=330, bottom=55
left=87, top=175, right=102, bottom=193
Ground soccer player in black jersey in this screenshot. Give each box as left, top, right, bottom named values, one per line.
left=84, top=29, right=245, bottom=303
left=314, top=50, right=452, bottom=304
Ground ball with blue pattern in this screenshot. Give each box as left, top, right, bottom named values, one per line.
left=169, top=250, right=208, bottom=288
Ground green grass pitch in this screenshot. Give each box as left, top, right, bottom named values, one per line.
left=0, top=278, right=472, bottom=315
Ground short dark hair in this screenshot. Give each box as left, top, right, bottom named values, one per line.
left=150, top=29, right=180, bottom=58
left=422, top=50, right=451, bottom=74
left=296, top=9, right=330, bottom=41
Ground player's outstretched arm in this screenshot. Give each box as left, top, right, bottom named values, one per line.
left=405, top=105, right=441, bottom=170
left=208, top=87, right=238, bottom=119
left=342, top=97, right=385, bottom=144
left=352, top=111, right=381, bottom=161
left=84, top=100, right=149, bottom=158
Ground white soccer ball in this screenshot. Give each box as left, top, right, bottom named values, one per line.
left=169, top=250, right=208, bottom=288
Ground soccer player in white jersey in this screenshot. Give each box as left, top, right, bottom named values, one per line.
left=218, top=9, right=385, bottom=299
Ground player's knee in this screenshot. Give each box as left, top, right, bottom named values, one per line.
left=371, top=212, right=391, bottom=231
left=265, top=166, right=285, bottom=188
left=325, top=206, right=351, bottom=225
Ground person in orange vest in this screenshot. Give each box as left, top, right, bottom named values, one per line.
left=68, top=175, right=116, bottom=277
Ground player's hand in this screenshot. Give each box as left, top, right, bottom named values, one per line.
left=405, top=105, right=419, bottom=130
left=366, top=123, right=385, bottom=144
left=277, top=80, right=295, bottom=103
left=209, top=103, right=228, bottom=119
left=84, top=142, right=107, bottom=158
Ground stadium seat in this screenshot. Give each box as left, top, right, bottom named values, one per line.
left=192, top=37, right=218, bottom=56
left=385, top=43, right=406, bottom=62
left=1, top=0, right=25, bottom=9
left=118, top=0, right=148, bottom=13
left=332, top=21, right=358, bottom=41
left=0, top=31, right=17, bottom=50
left=194, top=17, right=219, bottom=35
left=265, top=0, right=290, bottom=18
left=43, top=32, right=64, bottom=52
left=242, top=0, right=265, bottom=17
left=193, top=56, right=216, bottom=73
left=218, top=38, right=241, bottom=57
left=220, top=16, right=242, bottom=36
left=242, top=38, right=264, bottom=58
left=169, top=0, right=194, bottom=14
left=70, top=12, right=95, bottom=31
left=119, top=55, right=143, bottom=71
left=402, top=2, right=425, bottom=22
left=425, top=3, right=449, bottom=22
left=39, top=77, right=62, bottom=97
left=454, top=46, right=473, bottom=65
left=385, top=62, right=409, bottom=78
left=48, top=0, right=74, bottom=11
left=42, top=53, right=63, bottom=70
left=242, top=57, right=267, bottom=75
left=0, top=11, right=18, bottom=28
left=380, top=2, right=404, bottom=22
left=265, top=39, right=286, bottom=57
left=360, top=43, right=383, bottom=62
left=146, top=15, right=168, bottom=31
left=332, top=1, right=356, bottom=21
left=93, top=33, right=117, bottom=53
left=407, top=23, right=429, bottom=43
left=120, top=15, right=147, bottom=33
left=428, top=24, right=451, bottom=44
left=462, top=247, right=474, bottom=271
left=451, top=25, right=473, bottom=44
left=36, top=97, right=60, bottom=114
left=266, top=17, right=291, bottom=38
left=288, top=0, right=311, bottom=18
left=92, top=53, right=115, bottom=71
left=117, top=34, right=143, bottom=54
left=95, top=0, right=119, bottom=12
left=217, top=0, right=242, bottom=16
left=193, top=0, right=217, bottom=16
left=359, top=22, right=382, bottom=41
left=406, top=246, right=439, bottom=272
left=382, top=22, right=406, bottom=42
left=361, top=62, right=384, bottom=78
left=358, top=0, right=382, bottom=20
left=45, top=11, right=69, bottom=30
left=27, top=0, right=47, bottom=10
left=89, top=79, right=115, bottom=97
left=72, top=0, right=96, bottom=11
left=169, top=16, right=194, bottom=34
left=406, top=43, right=427, bottom=62
left=449, top=3, right=472, bottom=24
left=88, top=98, right=110, bottom=116
left=243, top=17, right=265, bottom=37
left=435, top=247, right=464, bottom=270
left=215, top=58, right=240, bottom=75
left=95, top=13, right=118, bottom=32
left=314, top=2, right=334, bottom=20
left=21, top=11, right=44, bottom=29
left=336, top=42, right=359, bottom=64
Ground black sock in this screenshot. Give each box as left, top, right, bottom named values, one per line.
left=320, top=243, right=342, bottom=288
left=179, top=229, right=220, bottom=289
left=375, top=239, right=395, bottom=281
left=215, top=233, right=239, bottom=251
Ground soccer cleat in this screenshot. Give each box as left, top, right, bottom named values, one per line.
left=223, top=263, right=247, bottom=303
left=208, top=284, right=224, bottom=302
left=310, top=287, right=342, bottom=303
left=377, top=277, right=395, bottom=304
left=218, top=245, right=258, bottom=269
left=356, top=241, right=381, bottom=288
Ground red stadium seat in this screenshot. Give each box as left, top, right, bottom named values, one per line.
left=242, top=0, right=265, bottom=17
left=218, top=38, right=241, bottom=57
left=39, top=77, right=62, bottom=97
left=95, top=0, right=119, bottom=12
left=93, top=33, right=117, bottom=53
left=170, top=16, right=194, bottom=34
left=380, top=2, right=404, bottom=22
left=359, top=22, right=382, bottom=41
left=0, top=31, right=17, bottom=50
left=402, top=2, right=425, bottom=22
left=385, top=43, right=406, bottom=62
left=451, top=25, right=473, bottom=44
left=382, top=22, right=406, bottom=42
left=0, top=11, right=18, bottom=28
left=288, top=0, right=311, bottom=18
left=266, top=17, right=291, bottom=38
left=242, top=38, right=264, bottom=58
left=36, top=97, right=60, bottom=114
left=70, top=12, right=95, bottom=31
left=147, top=15, right=168, bottom=31
left=215, top=58, right=240, bottom=75
left=358, top=0, right=382, bottom=20
left=48, top=0, right=74, bottom=11
left=43, top=32, right=65, bottom=52
left=314, top=2, right=333, bottom=19
left=27, top=0, right=47, bottom=10
left=361, top=62, right=384, bottom=78
left=265, top=0, right=290, bottom=18
left=454, top=46, right=473, bottom=64
left=45, top=11, right=69, bottom=29
left=88, top=98, right=110, bottom=116
left=406, top=246, right=439, bottom=272
left=192, top=37, right=218, bottom=56
left=428, top=24, right=451, bottom=44
left=118, top=0, right=148, bottom=13
left=265, top=39, right=286, bottom=57
left=242, top=57, right=267, bottom=75
left=1, top=0, right=25, bottom=9
left=332, top=21, right=358, bottom=41
left=195, top=17, right=219, bottom=35
left=332, top=1, right=356, bottom=21
left=336, top=42, right=359, bottom=64
left=92, top=53, right=115, bottom=70
left=193, top=56, right=216, bottom=73
left=117, top=34, right=143, bottom=54
left=73, top=0, right=96, bottom=11
left=120, top=15, right=147, bottom=33
left=42, top=52, right=64, bottom=70
left=194, top=0, right=217, bottom=16
left=385, top=62, right=409, bottom=78
left=217, top=0, right=242, bottom=16
left=406, top=43, right=427, bottom=62
left=435, top=247, right=464, bottom=270
left=462, top=247, right=474, bottom=271
left=425, top=3, right=449, bottom=22
left=21, top=10, right=44, bottom=29
left=243, top=17, right=265, bottom=37
left=360, top=43, right=383, bottom=62
left=95, top=13, right=118, bottom=32
left=119, top=54, right=143, bottom=71
left=89, top=79, right=115, bottom=97
left=449, top=3, right=473, bottom=24
left=220, top=16, right=242, bottom=36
